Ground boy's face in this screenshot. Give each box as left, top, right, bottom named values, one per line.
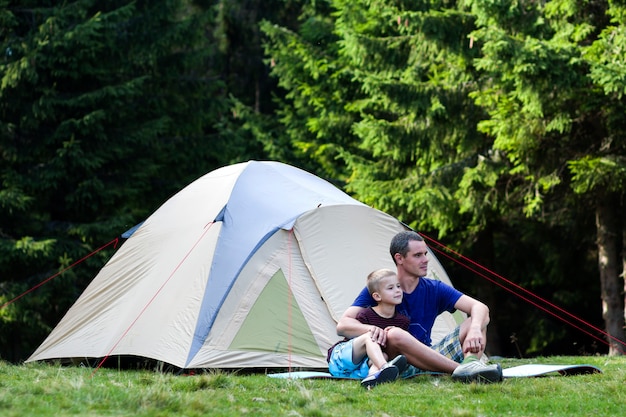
left=374, top=275, right=403, bottom=305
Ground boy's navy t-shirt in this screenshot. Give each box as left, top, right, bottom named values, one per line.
left=351, top=277, right=462, bottom=346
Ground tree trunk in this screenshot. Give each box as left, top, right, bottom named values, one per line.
left=596, top=196, right=625, bottom=355
left=623, top=214, right=626, bottom=353
left=473, top=225, right=503, bottom=356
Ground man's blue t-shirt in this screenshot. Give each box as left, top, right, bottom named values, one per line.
left=351, top=277, right=462, bottom=346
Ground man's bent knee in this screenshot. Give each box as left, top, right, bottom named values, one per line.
left=386, top=327, right=421, bottom=349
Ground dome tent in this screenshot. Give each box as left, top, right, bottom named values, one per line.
left=27, top=161, right=464, bottom=369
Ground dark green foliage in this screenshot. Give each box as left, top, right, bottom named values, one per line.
left=0, top=0, right=240, bottom=360
left=262, top=0, right=626, bottom=356
left=259, top=1, right=357, bottom=181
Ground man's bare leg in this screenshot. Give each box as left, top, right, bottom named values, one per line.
left=385, top=326, right=502, bottom=383
left=385, top=327, right=457, bottom=373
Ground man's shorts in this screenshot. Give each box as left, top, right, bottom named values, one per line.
left=402, top=325, right=463, bottom=378
left=327, top=339, right=370, bottom=379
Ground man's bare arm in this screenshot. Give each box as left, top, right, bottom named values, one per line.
left=336, top=305, right=388, bottom=345
left=455, top=294, right=490, bottom=354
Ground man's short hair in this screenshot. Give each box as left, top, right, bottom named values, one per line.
left=389, top=231, right=424, bottom=264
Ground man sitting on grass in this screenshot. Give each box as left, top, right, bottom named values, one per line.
left=337, top=231, right=503, bottom=383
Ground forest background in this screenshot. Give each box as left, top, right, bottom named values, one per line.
left=1, top=0, right=625, bottom=364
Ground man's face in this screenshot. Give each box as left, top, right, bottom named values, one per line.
left=397, top=239, right=429, bottom=277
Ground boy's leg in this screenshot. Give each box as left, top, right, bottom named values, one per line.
left=349, top=334, right=370, bottom=365
left=351, top=333, right=389, bottom=374
left=328, top=339, right=369, bottom=378
left=353, top=333, right=402, bottom=389
left=363, top=335, right=389, bottom=373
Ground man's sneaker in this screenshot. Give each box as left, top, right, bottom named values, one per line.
left=360, top=365, right=399, bottom=389
left=388, top=355, right=408, bottom=375
left=451, top=359, right=503, bottom=383
left=400, top=364, right=418, bottom=379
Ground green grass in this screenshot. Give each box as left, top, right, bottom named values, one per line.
left=1, top=356, right=625, bottom=416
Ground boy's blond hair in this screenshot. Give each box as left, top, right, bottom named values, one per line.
left=366, top=268, right=397, bottom=296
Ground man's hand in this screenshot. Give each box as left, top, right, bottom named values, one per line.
left=462, top=326, right=485, bottom=354
left=369, top=326, right=387, bottom=346
left=455, top=295, right=490, bottom=355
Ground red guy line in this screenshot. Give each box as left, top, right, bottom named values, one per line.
left=287, top=228, right=294, bottom=373
left=1, top=238, right=119, bottom=310
left=421, top=233, right=626, bottom=349
left=431, top=245, right=612, bottom=347
left=91, top=222, right=215, bottom=377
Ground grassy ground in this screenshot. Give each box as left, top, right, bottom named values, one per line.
left=1, top=356, right=624, bottom=416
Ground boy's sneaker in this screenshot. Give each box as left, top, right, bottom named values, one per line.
left=387, top=355, right=408, bottom=375
left=451, top=358, right=503, bottom=383
left=360, top=364, right=399, bottom=389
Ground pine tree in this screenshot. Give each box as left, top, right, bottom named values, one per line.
left=257, top=0, right=354, bottom=180
left=262, top=0, right=619, bottom=355
left=0, top=0, right=229, bottom=360
left=467, top=0, right=626, bottom=354
left=263, top=1, right=515, bottom=353
left=266, top=0, right=488, bottom=231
